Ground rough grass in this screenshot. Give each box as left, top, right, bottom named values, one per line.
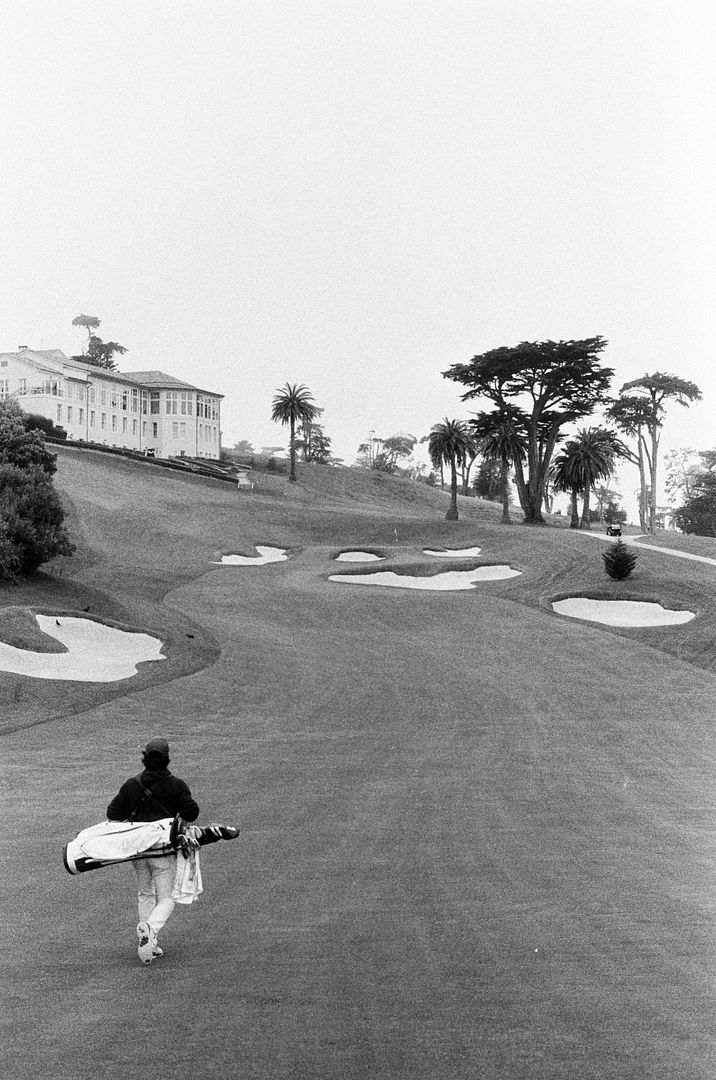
left=2, top=445, right=716, bottom=1080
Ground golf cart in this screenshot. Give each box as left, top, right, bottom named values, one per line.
left=606, top=524, right=622, bottom=537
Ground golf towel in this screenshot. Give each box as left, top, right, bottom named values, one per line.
left=172, top=849, right=203, bottom=904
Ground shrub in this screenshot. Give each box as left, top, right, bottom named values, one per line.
left=0, top=464, right=75, bottom=577
left=22, top=412, right=67, bottom=441
left=0, top=520, right=22, bottom=581
left=602, top=540, right=637, bottom=580
left=0, top=400, right=59, bottom=474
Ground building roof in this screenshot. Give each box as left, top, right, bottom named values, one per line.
left=1, top=349, right=222, bottom=398
left=123, top=370, right=223, bottom=397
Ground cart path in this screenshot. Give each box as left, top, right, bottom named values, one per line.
left=574, top=530, right=716, bottom=567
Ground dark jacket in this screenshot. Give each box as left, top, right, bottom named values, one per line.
left=106, top=767, right=200, bottom=823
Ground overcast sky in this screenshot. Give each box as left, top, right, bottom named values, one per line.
left=2, top=1, right=714, bottom=497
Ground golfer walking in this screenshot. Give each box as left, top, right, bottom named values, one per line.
left=107, top=738, right=199, bottom=964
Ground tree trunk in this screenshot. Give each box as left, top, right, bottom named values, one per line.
left=500, top=458, right=511, bottom=523
left=512, top=458, right=529, bottom=517
left=569, top=489, right=580, bottom=528
left=289, top=416, right=297, bottom=482
left=636, top=432, right=648, bottom=532
left=649, top=428, right=660, bottom=533
left=461, top=452, right=478, bottom=496
left=580, top=486, right=592, bottom=529
left=446, top=456, right=459, bottom=520
left=525, top=425, right=545, bottom=523
left=542, top=478, right=553, bottom=514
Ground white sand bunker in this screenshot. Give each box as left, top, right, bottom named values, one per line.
left=216, top=546, right=288, bottom=565
left=552, top=598, right=695, bottom=627
left=0, top=615, right=166, bottom=682
left=424, top=547, right=482, bottom=558
left=335, top=551, right=385, bottom=562
left=330, top=566, right=521, bottom=591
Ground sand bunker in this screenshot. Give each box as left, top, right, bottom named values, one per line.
left=424, top=547, right=482, bottom=558
left=329, top=566, right=521, bottom=591
left=335, top=552, right=385, bottom=562
left=552, top=598, right=695, bottom=627
left=0, top=615, right=166, bottom=682
left=216, top=546, right=288, bottom=565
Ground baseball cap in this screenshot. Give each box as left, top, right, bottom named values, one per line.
left=143, top=738, right=170, bottom=758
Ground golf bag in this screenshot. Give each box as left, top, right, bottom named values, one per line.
left=63, top=815, right=239, bottom=875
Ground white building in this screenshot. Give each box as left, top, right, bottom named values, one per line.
left=0, top=347, right=223, bottom=460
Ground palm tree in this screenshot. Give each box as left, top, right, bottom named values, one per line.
left=427, top=419, right=474, bottom=520
left=270, top=383, right=318, bottom=482
left=550, top=447, right=583, bottom=528
left=470, top=409, right=526, bottom=524
left=551, top=427, right=626, bottom=529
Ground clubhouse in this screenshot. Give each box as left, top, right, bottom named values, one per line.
left=0, top=346, right=223, bottom=460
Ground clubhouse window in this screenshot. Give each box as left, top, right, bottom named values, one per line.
left=152, top=422, right=158, bottom=437
left=172, top=422, right=178, bottom=438
left=122, top=417, right=128, bottom=434
left=150, top=392, right=160, bottom=415
left=57, top=404, right=62, bottom=421
left=166, top=392, right=178, bottom=415
left=101, top=413, right=106, bottom=430
left=112, top=415, right=117, bottom=432
left=67, top=406, right=73, bottom=423
left=90, top=411, right=95, bottom=427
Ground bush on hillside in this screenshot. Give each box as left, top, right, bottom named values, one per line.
left=0, top=464, right=75, bottom=577
left=264, top=456, right=287, bottom=473
left=0, top=520, right=22, bottom=580
left=602, top=540, right=637, bottom=580
left=22, top=412, right=68, bottom=441
left=0, top=400, right=74, bottom=578
left=0, top=400, right=59, bottom=474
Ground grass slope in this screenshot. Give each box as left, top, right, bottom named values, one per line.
left=1, top=445, right=715, bottom=1080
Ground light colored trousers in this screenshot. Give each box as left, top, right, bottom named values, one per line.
left=133, top=854, right=177, bottom=935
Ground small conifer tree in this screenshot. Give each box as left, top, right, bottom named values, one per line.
left=602, top=540, right=637, bottom=580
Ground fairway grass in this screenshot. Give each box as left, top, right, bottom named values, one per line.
left=2, top=446, right=715, bottom=1080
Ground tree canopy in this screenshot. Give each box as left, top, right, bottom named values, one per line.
left=427, top=419, right=474, bottom=520
left=270, top=383, right=318, bottom=482
left=673, top=452, right=716, bottom=536
left=71, top=313, right=127, bottom=370
left=72, top=314, right=101, bottom=337
left=443, top=338, right=614, bottom=522
left=609, top=372, right=701, bottom=533
left=549, top=426, right=627, bottom=529
left=470, top=408, right=526, bottom=524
